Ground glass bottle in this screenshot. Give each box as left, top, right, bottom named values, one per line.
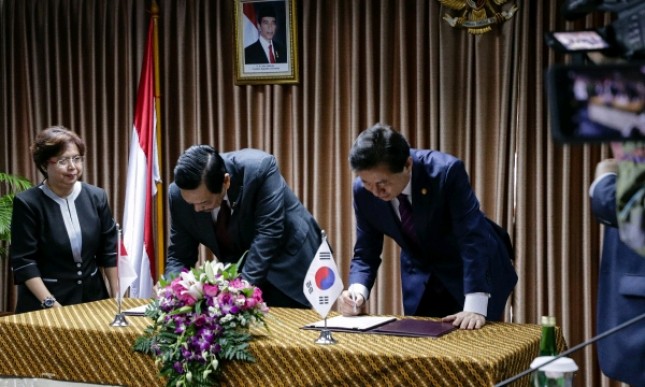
left=539, top=315, right=557, bottom=356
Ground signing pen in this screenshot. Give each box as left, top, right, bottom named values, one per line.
left=350, top=291, right=358, bottom=314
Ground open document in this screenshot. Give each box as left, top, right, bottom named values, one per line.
left=304, top=315, right=397, bottom=331
left=302, top=315, right=456, bottom=338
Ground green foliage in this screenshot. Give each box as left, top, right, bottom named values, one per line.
left=0, top=172, right=32, bottom=256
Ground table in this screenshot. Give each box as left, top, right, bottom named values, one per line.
left=0, top=299, right=565, bottom=386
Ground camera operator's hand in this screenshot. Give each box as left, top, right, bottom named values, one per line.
left=595, top=158, right=619, bottom=179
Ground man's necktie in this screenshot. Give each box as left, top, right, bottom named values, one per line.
left=215, top=200, right=234, bottom=258
left=268, top=44, right=276, bottom=63
left=398, top=193, right=420, bottom=248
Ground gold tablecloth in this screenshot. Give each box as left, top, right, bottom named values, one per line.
left=0, top=299, right=565, bottom=386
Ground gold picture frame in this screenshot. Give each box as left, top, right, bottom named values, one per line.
left=234, top=0, right=299, bottom=85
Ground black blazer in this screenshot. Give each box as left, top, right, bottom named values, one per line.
left=244, top=40, right=287, bottom=64
left=10, top=183, right=117, bottom=313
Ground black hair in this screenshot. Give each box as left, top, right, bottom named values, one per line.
left=349, top=123, right=410, bottom=173
left=173, top=145, right=227, bottom=193
left=256, top=3, right=277, bottom=24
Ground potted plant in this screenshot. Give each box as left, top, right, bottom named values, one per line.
left=0, top=172, right=32, bottom=313
left=0, top=172, right=32, bottom=256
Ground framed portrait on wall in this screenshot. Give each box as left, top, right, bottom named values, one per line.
left=234, top=0, right=299, bottom=85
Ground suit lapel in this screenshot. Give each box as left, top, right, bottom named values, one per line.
left=408, top=152, right=433, bottom=244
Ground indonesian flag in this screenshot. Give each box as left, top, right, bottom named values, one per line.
left=122, top=21, right=160, bottom=298
left=303, top=232, right=344, bottom=318
left=117, top=229, right=137, bottom=299
left=242, top=3, right=258, bottom=48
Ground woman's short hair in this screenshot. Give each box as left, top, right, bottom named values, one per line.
left=31, top=125, right=85, bottom=177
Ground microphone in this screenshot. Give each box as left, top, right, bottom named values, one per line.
left=495, top=311, right=645, bottom=386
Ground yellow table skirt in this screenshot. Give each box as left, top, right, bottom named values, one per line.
left=0, top=299, right=565, bottom=386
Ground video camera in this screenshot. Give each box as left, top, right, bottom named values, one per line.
left=545, top=0, right=645, bottom=143
left=548, top=0, right=645, bottom=60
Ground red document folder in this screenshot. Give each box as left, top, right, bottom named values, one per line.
left=370, top=319, right=457, bottom=337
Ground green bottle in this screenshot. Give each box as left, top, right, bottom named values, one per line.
left=539, top=316, right=557, bottom=356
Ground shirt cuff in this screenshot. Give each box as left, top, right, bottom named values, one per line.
left=463, top=292, right=489, bottom=316
left=348, top=283, right=370, bottom=301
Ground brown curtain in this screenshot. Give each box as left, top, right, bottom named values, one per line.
left=0, top=1, right=628, bottom=385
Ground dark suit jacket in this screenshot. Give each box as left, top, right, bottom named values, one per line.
left=10, top=183, right=116, bottom=313
left=244, top=40, right=287, bottom=64
left=349, top=149, right=518, bottom=318
left=166, top=148, right=321, bottom=306
left=591, top=173, right=645, bottom=386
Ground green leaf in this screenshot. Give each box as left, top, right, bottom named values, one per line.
left=0, top=172, right=32, bottom=255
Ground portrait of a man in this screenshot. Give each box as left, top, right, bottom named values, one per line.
left=244, top=3, right=287, bottom=64
left=235, top=0, right=298, bottom=84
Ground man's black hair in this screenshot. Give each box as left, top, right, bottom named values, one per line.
left=349, top=123, right=410, bottom=173
left=174, top=145, right=227, bottom=193
left=256, top=4, right=277, bottom=24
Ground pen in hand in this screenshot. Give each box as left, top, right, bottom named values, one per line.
left=350, top=291, right=358, bottom=314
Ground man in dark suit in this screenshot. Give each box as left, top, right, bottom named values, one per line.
left=590, top=156, right=645, bottom=386
left=165, top=145, right=322, bottom=308
left=339, top=124, right=518, bottom=330
left=244, top=5, right=287, bottom=64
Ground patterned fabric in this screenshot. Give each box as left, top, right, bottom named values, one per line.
left=0, top=299, right=565, bottom=386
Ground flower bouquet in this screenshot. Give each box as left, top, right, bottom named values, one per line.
left=133, top=260, right=269, bottom=386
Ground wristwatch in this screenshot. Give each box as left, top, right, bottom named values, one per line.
left=41, top=296, right=56, bottom=308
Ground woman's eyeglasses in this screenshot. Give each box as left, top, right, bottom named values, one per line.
left=50, top=156, right=84, bottom=168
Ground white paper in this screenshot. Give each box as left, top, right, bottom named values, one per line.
left=305, top=315, right=396, bottom=331
left=122, top=304, right=149, bottom=316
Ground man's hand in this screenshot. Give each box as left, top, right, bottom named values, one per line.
left=442, top=311, right=486, bottom=330
left=595, top=158, right=619, bottom=179
left=338, top=290, right=364, bottom=316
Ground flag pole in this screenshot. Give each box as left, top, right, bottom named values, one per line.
left=111, top=225, right=129, bottom=327
left=151, top=0, right=165, bottom=279
left=312, top=231, right=338, bottom=345
left=314, top=319, right=337, bottom=345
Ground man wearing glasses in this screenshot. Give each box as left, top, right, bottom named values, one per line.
left=339, top=123, right=518, bottom=330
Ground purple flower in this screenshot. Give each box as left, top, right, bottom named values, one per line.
left=203, top=283, right=219, bottom=297
left=229, top=278, right=244, bottom=289
left=173, top=361, right=185, bottom=374
left=195, top=336, right=211, bottom=352
left=174, top=320, right=187, bottom=334
left=244, top=297, right=257, bottom=309
left=192, top=313, right=208, bottom=327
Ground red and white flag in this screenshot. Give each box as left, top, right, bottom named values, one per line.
left=122, top=21, right=160, bottom=298
left=117, top=228, right=137, bottom=299
left=303, top=232, right=344, bottom=318
left=242, top=3, right=258, bottom=48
